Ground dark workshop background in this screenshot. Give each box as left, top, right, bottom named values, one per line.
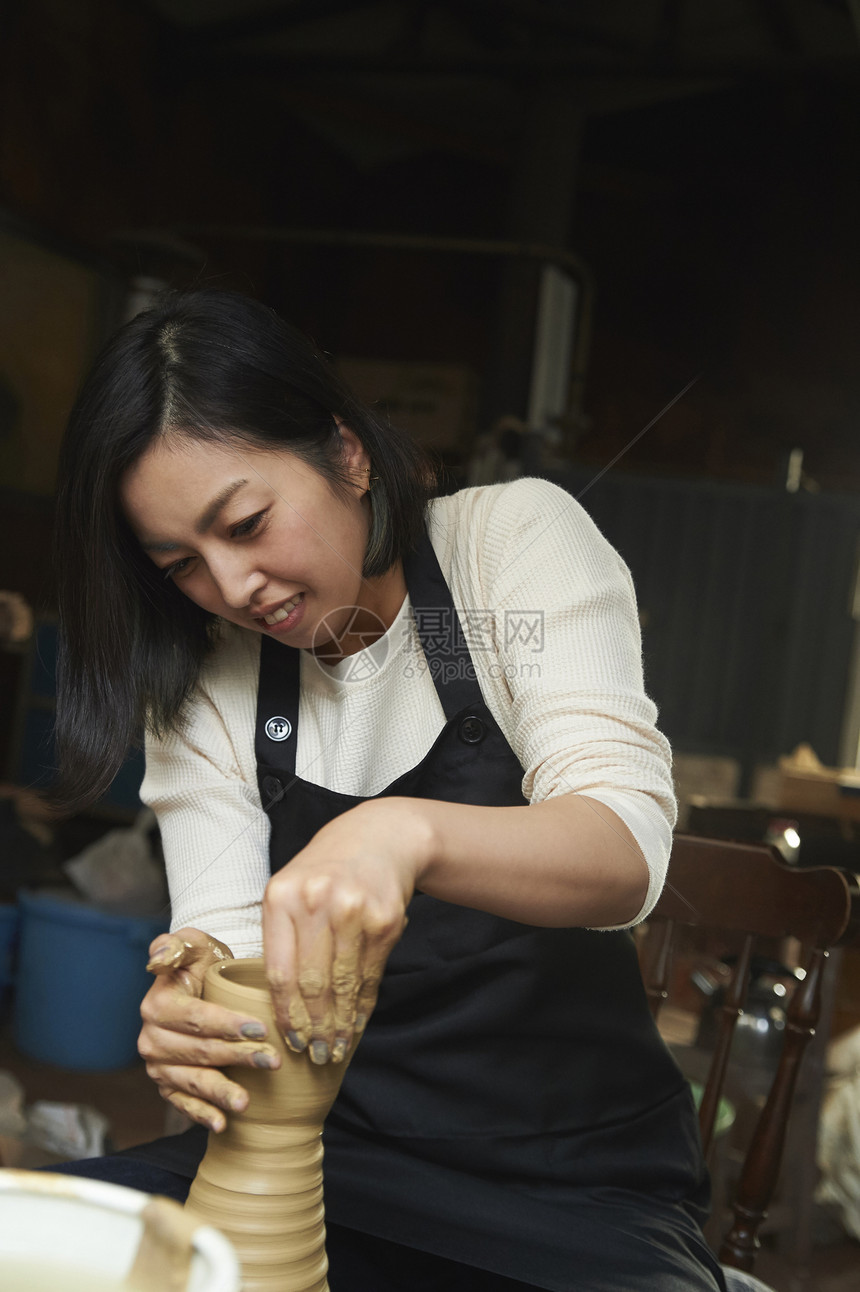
left=2, top=0, right=860, bottom=799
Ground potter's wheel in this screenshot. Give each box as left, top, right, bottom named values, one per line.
left=0, top=1169, right=240, bottom=1292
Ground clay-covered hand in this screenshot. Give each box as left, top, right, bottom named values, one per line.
left=138, top=927, right=282, bottom=1132
left=262, top=797, right=428, bottom=1064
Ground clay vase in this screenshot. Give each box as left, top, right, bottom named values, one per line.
left=186, top=958, right=354, bottom=1292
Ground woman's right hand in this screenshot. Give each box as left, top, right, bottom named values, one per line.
left=138, top=928, right=281, bottom=1132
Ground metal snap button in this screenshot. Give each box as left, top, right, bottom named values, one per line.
left=262, top=775, right=284, bottom=805
left=458, top=715, right=486, bottom=745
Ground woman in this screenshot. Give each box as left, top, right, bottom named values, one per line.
left=52, top=289, right=724, bottom=1291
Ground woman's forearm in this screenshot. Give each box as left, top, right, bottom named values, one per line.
left=258, top=792, right=651, bottom=1051
left=384, top=793, right=651, bottom=929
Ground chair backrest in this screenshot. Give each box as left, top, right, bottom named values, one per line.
left=639, top=833, right=859, bottom=1274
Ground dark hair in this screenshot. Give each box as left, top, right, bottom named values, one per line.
left=53, top=288, right=434, bottom=810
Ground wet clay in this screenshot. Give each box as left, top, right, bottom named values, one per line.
left=123, top=1196, right=197, bottom=1292
left=185, top=958, right=356, bottom=1292
left=1, top=1197, right=197, bottom=1292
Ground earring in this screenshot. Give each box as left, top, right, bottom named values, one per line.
left=365, top=466, right=380, bottom=489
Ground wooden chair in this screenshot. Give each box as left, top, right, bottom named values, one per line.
left=639, top=833, right=860, bottom=1279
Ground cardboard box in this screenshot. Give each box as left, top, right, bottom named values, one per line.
left=337, top=357, right=478, bottom=453
left=773, top=771, right=860, bottom=822
left=756, top=745, right=860, bottom=822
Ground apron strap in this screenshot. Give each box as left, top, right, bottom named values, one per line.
left=402, top=526, right=484, bottom=720
left=255, top=636, right=301, bottom=775
left=255, top=522, right=485, bottom=769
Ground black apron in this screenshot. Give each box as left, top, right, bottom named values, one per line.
left=58, top=522, right=724, bottom=1288
left=252, top=525, right=725, bottom=1291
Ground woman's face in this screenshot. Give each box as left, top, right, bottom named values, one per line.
left=120, top=429, right=402, bottom=658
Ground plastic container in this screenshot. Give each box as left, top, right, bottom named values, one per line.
left=0, top=902, right=19, bottom=1014
left=13, top=889, right=168, bottom=1071
left=0, top=1168, right=240, bottom=1292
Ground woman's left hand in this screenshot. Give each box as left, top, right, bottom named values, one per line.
left=261, top=797, right=431, bottom=1065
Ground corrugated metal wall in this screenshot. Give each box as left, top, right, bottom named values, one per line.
left=557, top=468, right=860, bottom=780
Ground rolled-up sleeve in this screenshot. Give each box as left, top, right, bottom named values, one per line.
left=478, top=479, right=676, bottom=925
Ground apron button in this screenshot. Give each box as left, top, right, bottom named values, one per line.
left=458, top=715, right=486, bottom=744
left=262, top=775, right=284, bottom=805
left=265, top=715, right=292, bottom=741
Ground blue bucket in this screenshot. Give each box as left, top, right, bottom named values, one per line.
left=0, top=903, right=19, bottom=1014
left=14, top=890, right=168, bottom=1071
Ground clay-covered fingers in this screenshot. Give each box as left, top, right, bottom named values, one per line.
left=263, top=877, right=342, bottom=1062
left=143, top=976, right=257, bottom=1038
left=263, top=876, right=407, bottom=1064
left=146, top=932, right=197, bottom=974
left=138, top=951, right=280, bottom=1132
left=150, top=1064, right=250, bottom=1134
left=138, top=1007, right=279, bottom=1132
left=139, top=979, right=280, bottom=1065
left=261, top=903, right=304, bottom=1052
left=331, top=929, right=364, bottom=1063
left=292, top=878, right=368, bottom=1064
left=261, top=801, right=418, bottom=1064
left=138, top=1017, right=281, bottom=1071
left=353, top=903, right=404, bottom=1036
left=146, top=929, right=232, bottom=982
left=262, top=871, right=334, bottom=1058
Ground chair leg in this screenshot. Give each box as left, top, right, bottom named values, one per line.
left=719, top=949, right=826, bottom=1271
